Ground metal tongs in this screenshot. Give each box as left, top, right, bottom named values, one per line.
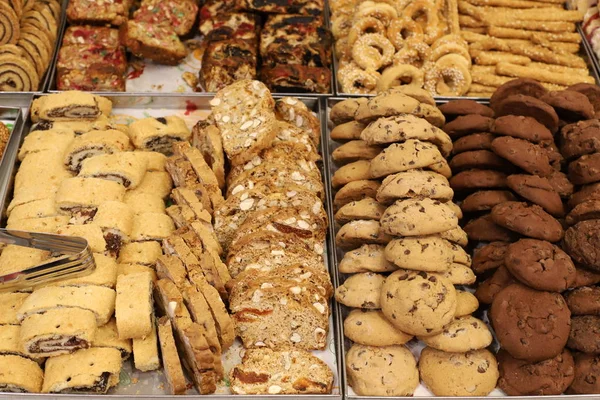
left=0, top=229, right=95, bottom=292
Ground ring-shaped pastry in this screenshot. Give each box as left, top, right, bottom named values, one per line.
left=403, top=0, right=443, bottom=44
left=352, top=33, right=395, bottom=70
left=332, top=15, right=353, bottom=39
left=338, top=62, right=381, bottom=94
left=336, top=37, right=352, bottom=60
left=430, top=42, right=472, bottom=65
left=376, top=64, right=425, bottom=91
left=348, top=17, right=386, bottom=47
left=431, top=34, right=468, bottom=51
left=424, top=54, right=472, bottom=96
left=354, top=1, right=398, bottom=25
left=386, top=17, right=424, bottom=50
left=392, top=38, right=431, bottom=69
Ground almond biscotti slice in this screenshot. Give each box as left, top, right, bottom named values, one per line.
left=275, top=97, right=321, bottom=147
left=273, top=121, right=320, bottom=159
left=226, top=231, right=325, bottom=278
left=191, top=120, right=225, bottom=189
left=230, top=348, right=334, bottom=394
left=230, top=278, right=329, bottom=350
left=210, top=80, right=277, bottom=166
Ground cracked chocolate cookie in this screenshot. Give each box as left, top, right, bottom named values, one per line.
left=498, top=348, right=574, bottom=396
left=464, top=214, right=519, bottom=243
left=475, top=266, right=517, bottom=305
left=567, top=353, right=600, bottom=394
left=566, top=200, right=600, bottom=225
left=569, top=182, right=600, bottom=209
left=491, top=136, right=554, bottom=177
left=380, top=270, right=457, bottom=336
left=567, top=83, right=600, bottom=117
left=490, top=283, right=571, bottom=362
left=491, top=115, right=553, bottom=143
left=541, top=90, right=594, bottom=122
left=449, top=169, right=507, bottom=192
left=442, top=114, right=494, bottom=139
left=568, top=315, right=600, bottom=353
left=490, top=78, right=548, bottom=111
left=439, top=100, right=494, bottom=121
left=472, top=241, right=509, bottom=275
left=461, top=190, right=517, bottom=213
left=505, top=239, right=576, bottom=292
left=452, top=132, right=495, bottom=154
left=560, top=119, right=600, bottom=161
left=507, top=174, right=564, bottom=217
left=449, top=150, right=514, bottom=173
left=568, top=153, right=600, bottom=185
left=564, top=220, right=600, bottom=271
left=565, top=286, right=600, bottom=315
left=494, top=94, right=559, bottom=133
left=491, top=201, right=564, bottom=242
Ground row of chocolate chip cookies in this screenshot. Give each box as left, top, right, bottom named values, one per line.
left=329, top=87, right=498, bottom=397
left=442, top=79, right=600, bottom=396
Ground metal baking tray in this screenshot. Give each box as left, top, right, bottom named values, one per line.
left=46, top=2, right=335, bottom=97
left=0, top=107, right=25, bottom=221
left=0, top=0, right=67, bottom=95
left=323, top=97, right=600, bottom=400
left=332, top=23, right=600, bottom=100
left=0, top=94, right=342, bottom=399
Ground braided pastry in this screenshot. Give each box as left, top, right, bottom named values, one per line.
left=352, top=33, right=395, bottom=70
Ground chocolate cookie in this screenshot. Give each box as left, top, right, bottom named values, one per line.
left=568, top=353, right=600, bottom=394
left=564, top=220, right=600, bottom=271
left=464, top=214, right=519, bottom=242
left=506, top=174, right=565, bottom=217
left=449, top=150, right=514, bottom=173
left=490, top=78, right=548, bottom=111
left=505, top=239, right=576, bottom=292
left=560, top=119, right=600, bottom=160
left=565, top=286, right=600, bottom=315
left=491, top=136, right=554, bottom=177
left=569, top=183, right=600, bottom=209
left=472, top=241, right=509, bottom=274
left=461, top=190, right=517, bottom=213
left=439, top=100, right=494, bottom=121
left=475, top=266, right=517, bottom=305
left=442, top=114, right=494, bottom=139
left=491, top=115, right=553, bottom=143
left=452, top=133, right=495, bottom=154
left=541, top=90, right=595, bottom=122
left=490, top=283, right=571, bottom=362
left=568, top=315, right=600, bottom=353
left=539, top=140, right=564, bottom=171
left=491, top=201, right=564, bottom=242
left=449, top=169, right=507, bottom=191
left=569, top=153, right=600, bottom=185
left=495, top=94, right=559, bottom=133
left=498, top=348, right=574, bottom=396
left=567, top=83, right=600, bottom=116
left=572, top=267, right=600, bottom=288
left=548, top=170, right=574, bottom=199
left=566, top=200, right=600, bottom=225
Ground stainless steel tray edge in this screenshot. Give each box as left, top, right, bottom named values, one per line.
left=0, top=107, right=25, bottom=223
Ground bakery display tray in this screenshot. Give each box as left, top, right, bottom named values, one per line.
left=332, top=25, right=600, bottom=100
left=0, top=106, right=26, bottom=222
left=46, top=2, right=335, bottom=97
left=323, top=97, right=600, bottom=400
left=0, top=94, right=342, bottom=400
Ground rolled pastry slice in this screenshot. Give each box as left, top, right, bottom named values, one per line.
left=78, top=152, right=148, bottom=189
left=5, top=215, right=69, bottom=233
left=133, top=321, right=160, bottom=371
left=56, top=224, right=107, bottom=253
left=133, top=151, right=167, bottom=171
left=0, top=325, right=39, bottom=360
left=93, top=318, right=132, bottom=360
left=0, top=292, right=29, bottom=325
left=42, top=347, right=122, bottom=394
left=55, top=177, right=126, bottom=217
left=130, top=212, right=175, bottom=242
left=92, top=201, right=134, bottom=256
left=131, top=171, right=173, bottom=198
left=0, top=54, right=40, bottom=91
left=14, top=150, right=72, bottom=194
left=17, top=286, right=116, bottom=325
left=18, top=129, right=75, bottom=161
left=20, top=308, right=97, bottom=357
left=0, top=245, right=50, bottom=276
left=64, top=129, right=131, bottom=172
left=46, top=253, right=117, bottom=289
left=0, top=355, right=43, bottom=393
left=129, top=116, right=191, bottom=154
left=124, top=192, right=166, bottom=215
left=118, top=241, right=162, bottom=266
left=0, top=3, right=20, bottom=45
left=115, top=272, right=153, bottom=340
left=117, top=263, right=157, bottom=282
left=36, top=92, right=101, bottom=121
left=32, top=115, right=115, bottom=134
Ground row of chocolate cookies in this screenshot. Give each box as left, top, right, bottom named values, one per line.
left=330, top=88, right=498, bottom=397
left=441, top=79, right=599, bottom=396
left=557, top=83, right=600, bottom=395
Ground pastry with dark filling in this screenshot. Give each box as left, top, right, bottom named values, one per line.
left=78, top=152, right=148, bottom=189
left=92, top=318, right=132, bottom=360
left=129, top=116, right=191, bottom=154
left=64, top=129, right=131, bottom=172
left=0, top=355, right=43, bottom=393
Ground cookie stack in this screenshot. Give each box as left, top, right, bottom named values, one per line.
left=330, top=87, right=498, bottom=397
left=200, top=80, right=334, bottom=394
left=442, top=79, right=600, bottom=395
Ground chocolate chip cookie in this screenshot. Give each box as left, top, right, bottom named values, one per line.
left=475, top=266, right=517, bottom=305
left=568, top=153, right=600, bottom=185
left=491, top=136, right=554, bottom=177
left=495, top=94, right=559, bottom=133
left=455, top=290, right=479, bottom=317
left=565, top=286, right=600, bottom=316
left=567, top=83, right=600, bottom=116
left=564, top=220, right=600, bottom=271
left=542, top=90, right=595, bottom=122
left=490, top=283, right=571, bottom=362
left=344, top=310, right=413, bottom=346
left=442, top=114, right=494, bottom=139
left=498, top=348, right=574, bottom=396
left=419, top=316, right=493, bottom=353
left=335, top=272, right=385, bottom=309
left=449, top=150, right=514, bottom=172
left=492, top=115, right=553, bottom=143
left=566, top=199, right=600, bottom=225
left=449, top=169, right=507, bottom=191
left=473, top=241, right=509, bottom=274
left=506, top=174, right=565, bottom=217
left=505, top=239, right=576, bottom=292
left=330, top=98, right=367, bottom=125
left=490, top=78, right=548, bottom=111
left=491, top=201, right=564, bottom=242
left=439, top=100, right=494, bottom=120
left=568, top=353, right=600, bottom=394
left=464, top=214, right=519, bottom=242
left=568, top=315, right=600, bottom=353
left=330, top=120, right=366, bottom=141
left=461, top=190, right=517, bottom=213
left=452, top=132, right=496, bottom=154
left=560, top=119, right=600, bottom=160
left=569, top=182, right=600, bottom=209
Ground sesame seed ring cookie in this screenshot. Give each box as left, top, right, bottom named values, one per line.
left=336, top=37, right=352, bottom=60
left=355, top=1, right=399, bottom=25
left=348, top=17, right=386, bottom=47
left=338, top=61, right=381, bottom=94
left=352, top=33, right=395, bottom=70
left=386, top=17, right=424, bottom=50
left=376, top=64, right=425, bottom=91
left=431, top=34, right=469, bottom=51
left=332, top=15, right=353, bottom=39
left=392, top=38, right=431, bottom=69
left=425, top=54, right=472, bottom=96
left=403, top=0, right=443, bottom=44
left=430, top=42, right=472, bottom=65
